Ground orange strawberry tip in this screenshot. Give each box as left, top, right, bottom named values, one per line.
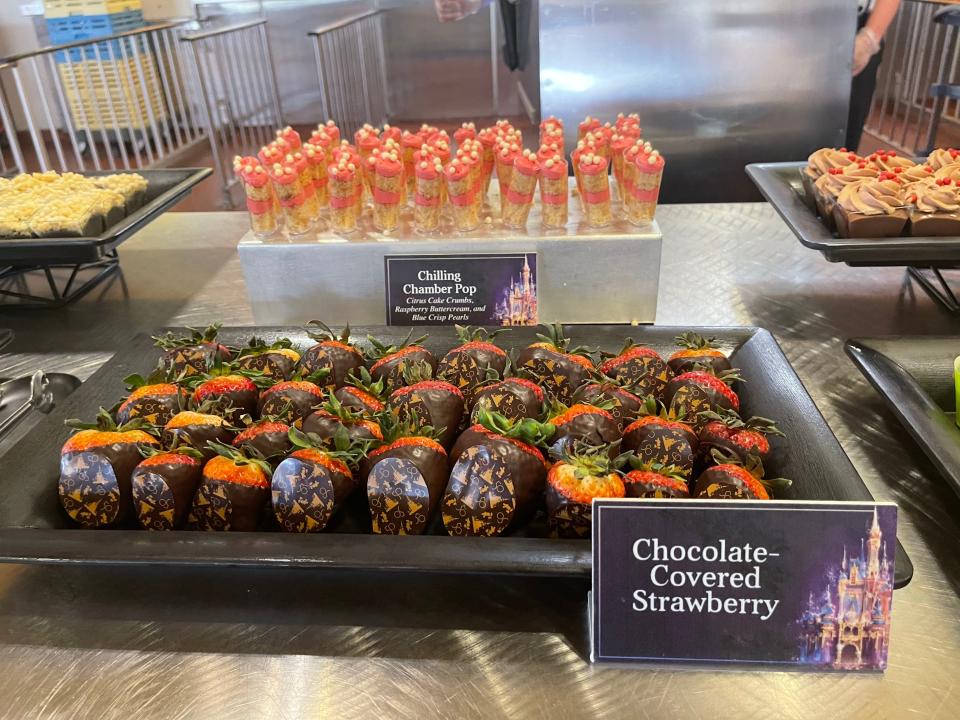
left=262, top=381, right=325, bottom=399
left=321, top=339, right=363, bottom=356
left=340, top=387, right=384, bottom=410
left=391, top=379, right=463, bottom=399
left=710, top=464, right=769, bottom=500
left=139, top=453, right=201, bottom=468
left=505, top=377, right=544, bottom=400
left=368, top=435, right=446, bottom=458
left=599, top=346, right=661, bottom=374
left=369, top=345, right=428, bottom=373
left=553, top=404, right=615, bottom=425
left=455, top=341, right=507, bottom=357
left=204, top=456, right=270, bottom=487
left=548, top=463, right=625, bottom=504
left=165, top=411, right=225, bottom=429
left=233, top=421, right=290, bottom=443
left=624, top=471, right=688, bottom=494
left=669, top=347, right=725, bottom=361
left=623, top=415, right=691, bottom=435
left=289, top=447, right=352, bottom=477
left=470, top=424, right=548, bottom=466
left=62, top=429, right=158, bottom=454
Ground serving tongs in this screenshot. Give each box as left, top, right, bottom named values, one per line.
left=0, top=370, right=56, bottom=440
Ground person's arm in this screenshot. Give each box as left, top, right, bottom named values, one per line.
left=854, top=0, right=901, bottom=76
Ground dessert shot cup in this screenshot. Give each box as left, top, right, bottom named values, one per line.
left=414, top=157, right=444, bottom=233
left=271, top=164, right=314, bottom=236
left=304, top=143, right=328, bottom=213
left=445, top=159, right=479, bottom=232
left=628, top=148, right=665, bottom=224
left=328, top=159, right=362, bottom=234
left=236, top=159, right=278, bottom=237
left=373, top=150, right=404, bottom=232
left=578, top=153, right=612, bottom=228
left=477, top=127, right=498, bottom=196
left=539, top=155, right=569, bottom=229
left=501, top=149, right=539, bottom=228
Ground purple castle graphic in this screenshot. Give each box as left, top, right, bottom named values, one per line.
left=797, top=508, right=893, bottom=669
left=492, top=254, right=537, bottom=326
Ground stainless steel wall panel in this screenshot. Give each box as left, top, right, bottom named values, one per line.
left=539, top=0, right=855, bottom=202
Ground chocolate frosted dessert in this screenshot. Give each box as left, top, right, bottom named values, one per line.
left=833, top=173, right=908, bottom=238
left=813, top=161, right=878, bottom=229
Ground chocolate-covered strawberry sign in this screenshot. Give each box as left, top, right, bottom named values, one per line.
left=591, top=499, right=897, bottom=670
left=385, top=253, right=537, bottom=326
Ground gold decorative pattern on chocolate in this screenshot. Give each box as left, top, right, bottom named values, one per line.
left=437, top=353, right=483, bottom=395
left=519, top=357, right=572, bottom=401
left=442, top=445, right=516, bottom=537
left=163, top=346, right=211, bottom=377
left=610, top=356, right=670, bottom=399
left=131, top=471, right=177, bottom=530
left=367, top=457, right=431, bottom=535
left=669, top=385, right=713, bottom=423
left=271, top=457, right=334, bottom=533
left=188, top=480, right=234, bottom=531
left=631, top=427, right=694, bottom=477
left=121, top=396, right=177, bottom=426
left=699, top=482, right=751, bottom=499
left=473, top=390, right=525, bottom=421
left=549, top=500, right=592, bottom=539
left=59, top=452, right=121, bottom=527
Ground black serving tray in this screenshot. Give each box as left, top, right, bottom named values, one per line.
left=745, top=161, right=960, bottom=268
left=0, top=168, right=212, bottom=266
left=0, top=325, right=913, bottom=587
left=847, top=336, right=960, bottom=500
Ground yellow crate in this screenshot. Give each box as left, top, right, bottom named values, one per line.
left=59, top=53, right=166, bottom=131
left=44, top=1, right=142, bottom=18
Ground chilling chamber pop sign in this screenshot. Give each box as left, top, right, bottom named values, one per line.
left=591, top=500, right=897, bottom=670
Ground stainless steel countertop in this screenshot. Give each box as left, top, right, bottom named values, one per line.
left=0, top=207, right=958, bottom=719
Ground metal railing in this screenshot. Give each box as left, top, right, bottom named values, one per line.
left=309, top=10, right=389, bottom=136
left=865, top=0, right=960, bottom=153
left=180, top=19, right=283, bottom=207
left=0, top=21, right=207, bottom=175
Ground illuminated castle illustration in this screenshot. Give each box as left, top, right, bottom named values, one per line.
left=493, top=255, right=537, bottom=326
left=798, top=509, right=893, bottom=669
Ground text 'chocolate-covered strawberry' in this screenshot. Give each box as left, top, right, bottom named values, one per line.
left=516, top=324, right=593, bottom=403
left=59, top=409, right=160, bottom=528
left=444, top=409, right=554, bottom=537
left=297, top=322, right=365, bottom=389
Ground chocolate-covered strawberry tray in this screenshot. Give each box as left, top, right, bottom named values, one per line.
left=0, top=325, right=912, bottom=587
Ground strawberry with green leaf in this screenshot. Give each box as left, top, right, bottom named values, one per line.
left=232, top=413, right=293, bottom=460
left=623, top=460, right=690, bottom=499
left=668, top=332, right=732, bottom=376
left=665, top=368, right=742, bottom=428
left=470, top=376, right=543, bottom=423
left=163, top=404, right=235, bottom=461
left=389, top=368, right=465, bottom=449
left=188, top=443, right=273, bottom=531
left=115, top=373, right=187, bottom=426
left=153, top=323, right=232, bottom=378
left=436, top=325, right=509, bottom=403
left=598, top=339, right=672, bottom=401
left=546, top=440, right=629, bottom=538
left=572, top=375, right=645, bottom=433
left=257, top=369, right=330, bottom=423
left=334, top=367, right=387, bottom=415
left=697, top=408, right=784, bottom=466
left=366, top=329, right=437, bottom=392
left=621, top=396, right=698, bottom=478
left=443, top=408, right=554, bottom=537
left=131, top=445, right=204, bottom=530
left=59, top=409, right=160, bottom=528
left=301, top=393, right=384, bottom=443
left=235, top=335, right=301, bottom=380
left=298, top=322, right=365, bottom=389
left=693, top=449, right=790, bottom=500
left=515, top=324, right=594, bottom=403
left=547, top=398, right=620, bottom=453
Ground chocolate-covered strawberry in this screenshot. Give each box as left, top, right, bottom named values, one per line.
left=232, top=416, right=293, bottom=459
left=436, top=325, right=509, bottom=403
left=59, top=409, right=160, bottom=528
left=188, top=443, right=272, bottom=531
left=297, top=322, right=365, bottom=389
left=470, top=376, right=543, bottom=423
left=664, top=369, right=741, bottom=428
left=390, top=378, right=465, bottom=449
left=153, top=323, right=232, bottom=378
left=547, top=400, right=620, bottom=454
left=257, top=375, right=327, bottom=423
left=693, top=451, right=789, bottom=500
left=443, top=409, right=554, bottom=536
left=301, top=394, right=384, bottom=444
left=546, top=441, right=627, bottom=539
left=697, top=409, right=784, bottom=466
left=271, top=428, right=366, bottom=533
left=363, top=412, right=449, bottom=535
left=621, top=397, right=698, bottom=478
left=515, top=324, right=594, bottom=403
left=163, top=408, right=234, bottom=462
left=188, top=366, right=269, bottom=425
left=573, top=377, right=644, bottom=432
left=366, top=330, right=437, bottom=392
left=623, top=461, right=690, bottom=499
left=115, top=374, right=187, bottom=426
left=131, top=445, right=204, bottom=530
left=235, top=336, right=301, bottom=380
left=334, top=367, right=387, bottom=415
left=598, top=340, right=672, bottom=401
left=668, top=332, right=732, bottom=375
